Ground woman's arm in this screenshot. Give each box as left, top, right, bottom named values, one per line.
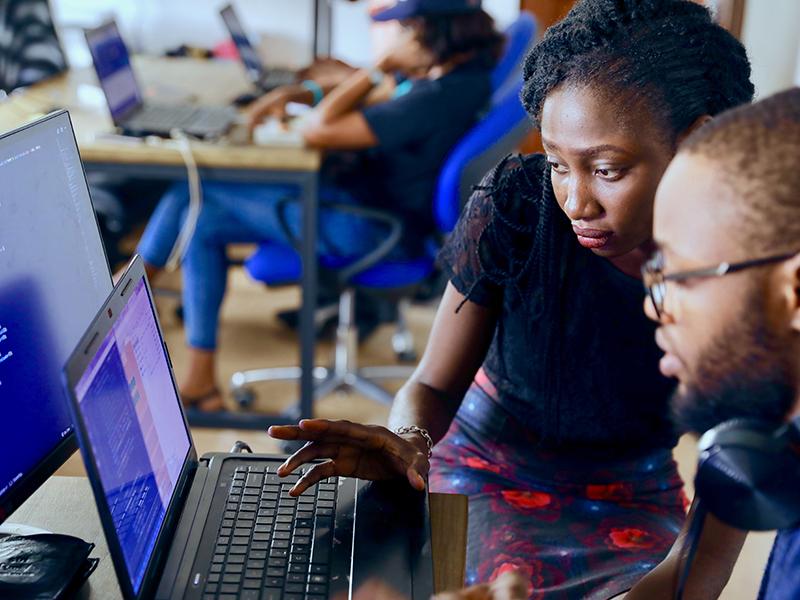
left=389, top=283, right=500, bottom=444
left=625, top=499, right=747, bottom=600
left=269, top=283, right=500, bottom=493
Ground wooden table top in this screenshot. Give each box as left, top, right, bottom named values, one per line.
left=8, top=476, right=467, bottom=598
left=0, top=56, right=320, bottom=172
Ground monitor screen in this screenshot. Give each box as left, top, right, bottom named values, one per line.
left=220, top=5, right=263, bottom=82
left=0, top=111, right=111, bottom=517
left=72, top=276, right=191, bottom=594
left=85, top=21, right=142, bottom=123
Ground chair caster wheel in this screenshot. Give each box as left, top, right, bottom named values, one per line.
left=396, top=349, right=417, bottom=362
left=233, top=387, right=255, bottom=408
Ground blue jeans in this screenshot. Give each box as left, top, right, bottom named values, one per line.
left=137, top=181, right=390, bottom=350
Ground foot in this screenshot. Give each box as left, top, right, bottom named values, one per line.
left=181, top=387, right=226, bottom=413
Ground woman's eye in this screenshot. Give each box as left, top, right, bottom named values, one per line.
left=594, top=167, right=624, bottom=179
left=548, top=160, right=567, bottom=174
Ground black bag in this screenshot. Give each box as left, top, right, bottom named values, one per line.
left=0, top=533, right=98, bottom=599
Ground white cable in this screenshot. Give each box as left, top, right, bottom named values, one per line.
left=165, top=128, right=203, bottom=271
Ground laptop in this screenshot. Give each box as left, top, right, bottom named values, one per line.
left=85, top=20, right=237, bottom=139
left=63, top=255, right=434, bottom=600
left=220, top=4, right=297, bottom=93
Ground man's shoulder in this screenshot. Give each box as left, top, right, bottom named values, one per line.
left=759, top=527, right=800, bottom=600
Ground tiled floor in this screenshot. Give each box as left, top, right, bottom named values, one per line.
left=57, top=264, right=774, bottom=598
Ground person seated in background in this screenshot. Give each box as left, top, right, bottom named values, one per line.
left=267, top=0, right=755, bottom=597
left=136, top=0, right=504, bottom=413
left=626, top=88, right=800, bottom=600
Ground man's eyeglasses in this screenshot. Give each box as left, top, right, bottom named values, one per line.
left=642, top=250, right=798, bottom=320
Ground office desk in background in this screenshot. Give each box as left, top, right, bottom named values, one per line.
left=0, top=57, right=321, bottom=430
left=9, top=476, right=468, bottom=598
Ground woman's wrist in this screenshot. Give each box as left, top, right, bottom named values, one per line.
left=395, top=425, right=433, bottom=458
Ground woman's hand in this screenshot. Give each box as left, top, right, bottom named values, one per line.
left=268, top=419, right=430, bottom=495
left=375, top=30, right=434, bottom=78
left=434, top=572, right=529, bottom=600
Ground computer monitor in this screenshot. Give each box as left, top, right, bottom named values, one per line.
left=0, top=110, right=112, bottom=522
left=84, top=20, right=143, bottom=125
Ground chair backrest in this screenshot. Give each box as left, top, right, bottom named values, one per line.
left=434, top=77, right=531, bottom=233
left=491, top=12, right=536, bottom=98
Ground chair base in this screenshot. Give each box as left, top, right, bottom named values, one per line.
left=230, top=290, right=417, bottom=407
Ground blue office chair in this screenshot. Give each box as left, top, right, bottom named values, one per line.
left=230, top=75, right=532, bottom=406
left=491, top=11, right=537, bottom=99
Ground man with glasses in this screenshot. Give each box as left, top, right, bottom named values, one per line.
left=629, top=88, right=800, bottom=598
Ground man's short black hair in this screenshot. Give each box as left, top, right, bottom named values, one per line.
left=680, top=87, right=800, bottom=254
left=520, top=0, right=754, bottom=140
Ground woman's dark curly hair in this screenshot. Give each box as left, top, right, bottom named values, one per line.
left=521, top=0, right=755, bottom=138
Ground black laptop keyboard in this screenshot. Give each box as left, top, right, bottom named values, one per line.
left=203, top=465, right=338, bottom=600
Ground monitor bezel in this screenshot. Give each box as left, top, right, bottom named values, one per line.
left=0, top=109, right=112, bottom=524
left=63, top=256, right=198, bottom=600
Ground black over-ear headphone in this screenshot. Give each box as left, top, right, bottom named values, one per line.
left=694, top=417, right=800, bottom=531
left=674, top=417, right=800, bottom=600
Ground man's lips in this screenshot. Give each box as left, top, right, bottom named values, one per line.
left=655, top=328, right=684, bottom=378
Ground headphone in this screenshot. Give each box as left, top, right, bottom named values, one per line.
left=694, top=416, right=800, bottom=531
left=674, top=417, right=800, bottom=600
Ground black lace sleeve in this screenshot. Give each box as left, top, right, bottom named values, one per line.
left=438, top=153, right=548, bottom=309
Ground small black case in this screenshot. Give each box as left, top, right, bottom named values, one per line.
left=0, top=533, right=98, bottom=599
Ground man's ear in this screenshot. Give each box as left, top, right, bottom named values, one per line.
left=676, top=114, right=713, bottom=147
left=782, top=253, right=800, bottom=333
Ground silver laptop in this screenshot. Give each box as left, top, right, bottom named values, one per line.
left=85, top=20, right=236, bottom=139
left=63, top=255, right=434, bottom=600
left=220, top=4, right=296, bottom=92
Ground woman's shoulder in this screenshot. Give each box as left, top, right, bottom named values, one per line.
left=466, top=153, right=550, bottom=234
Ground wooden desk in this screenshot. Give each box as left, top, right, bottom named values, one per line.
left=8, top=476, right=467, bottom=597
left=0, top=57, right=321, bottom=427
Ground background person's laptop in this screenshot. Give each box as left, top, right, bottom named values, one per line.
left=220, top=4, right=297, bottom=92
left=63, top=255, right=434, bottom=600
left=85, top=20, right=236, bottom=139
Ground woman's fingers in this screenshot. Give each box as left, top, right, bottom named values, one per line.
left=278, top=441, right=339, bottom=476
left=290, top=460, right=338, bottom=496
left=270, top=420, right=401, bottom=453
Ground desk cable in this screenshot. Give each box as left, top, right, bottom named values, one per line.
left=164, top=128, right=203, bottom=271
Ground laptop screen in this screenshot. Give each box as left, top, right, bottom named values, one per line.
left=72, top=276, right=190, bottom=594
left=85, top=21, right=142, bottom=123
left=220, top=5, right=263, bottom=82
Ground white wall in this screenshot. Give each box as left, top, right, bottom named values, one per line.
left=51, top=0, right=519, bottom=70
left=740, top=0, right=800, bottom=98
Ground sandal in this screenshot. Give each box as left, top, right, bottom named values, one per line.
left=181, top=387, right=226, bottom=414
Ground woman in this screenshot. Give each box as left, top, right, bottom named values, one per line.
left=269, top=0, right=754, bottom=597
left=136, top=1, right=503, bottom=411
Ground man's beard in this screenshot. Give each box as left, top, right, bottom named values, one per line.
left=671, top=290, right=795, bottom=435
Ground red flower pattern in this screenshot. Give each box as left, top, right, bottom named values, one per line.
left=586, top=482, right=634, bottom=501
left=501, top=490, right=551, bottom=510
left=463, top=456, right=503, bottom=474
left=608, top=527, right=657, bottom=550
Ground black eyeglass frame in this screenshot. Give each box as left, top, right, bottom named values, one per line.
left=642, top=250, right=799, bottom=319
